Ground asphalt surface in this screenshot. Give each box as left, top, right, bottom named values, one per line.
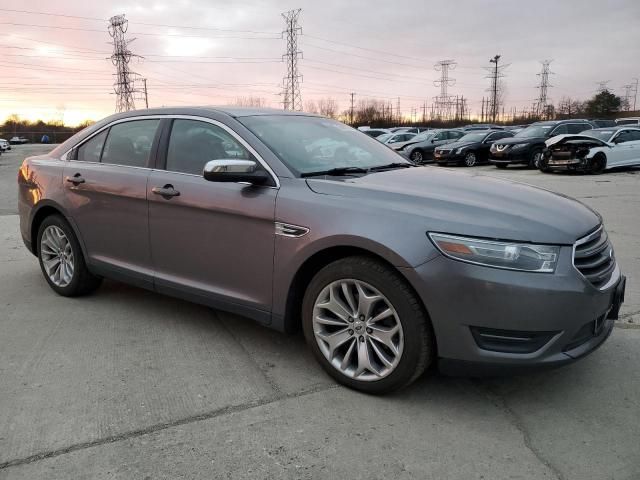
left=0, top=144, right=638, bottom=479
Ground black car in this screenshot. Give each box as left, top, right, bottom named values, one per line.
left=489, top=120, right=595, bottom=169
left=401, top=129, right=465, bottom=164
left=434, top=130, right=514, bottom=166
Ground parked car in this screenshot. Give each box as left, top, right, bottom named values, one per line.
left=361, top=128, right=391, bottom=138
left=489, top=119, right=595, bottom=168
left=389, top=127, right=428, bottom=134
left=0, top=139, right=10, bottom=151
left=615, top=117, right=640, bottom=126
left=540, top=126, right=640, bottom=174
left=18, top=107, right=625, bottom=394
left=378, top=132, right=417, bottom=150
left=590, top=119, right=616, bottom=128
left=434, top=130, right=515, bottom=166
left=10, top=136, right=30, bottom=144
left=462, top=124, right=505, bottom=131
left=401, top=129, right=465, bottom=164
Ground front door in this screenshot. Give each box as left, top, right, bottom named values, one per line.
left=63, top=119, right=161, bottom=285
left=148, top=118, right=277, bottom=321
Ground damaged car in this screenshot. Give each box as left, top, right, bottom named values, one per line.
left=540, top=126, right=640, bottom=174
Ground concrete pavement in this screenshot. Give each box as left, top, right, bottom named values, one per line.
left=0, top=145, right=638, bottom=479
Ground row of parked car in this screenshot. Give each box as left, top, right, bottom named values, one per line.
left=359, top=117, right=640, bottom=173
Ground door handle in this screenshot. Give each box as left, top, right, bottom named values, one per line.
left=65, top=174, right=85, bottom=185
left=152, top=184, right=180, bottom=198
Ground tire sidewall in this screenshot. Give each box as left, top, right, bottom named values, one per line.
left=302, top=258, right=432, bottom=394
left=529, top=148, right=543, bottom=169
left=410, top=149, right=423, bottom=163
left=464, top=152, right=476, bottom=167
left=591, top=154, right=606, bottom=174
left=37, top=215, right=86, bottom=296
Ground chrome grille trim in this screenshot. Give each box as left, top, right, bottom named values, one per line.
left=572, top=226, right=619, bottom=290
left=275, top=222, right=309, bottom=238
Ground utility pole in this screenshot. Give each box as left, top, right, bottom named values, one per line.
left=481, top=97, right=485, bottom=122
left=433, top=60, right=456, bottom=120
left=108, top=14, right=141, bottom=112
left=396, top=97, right=401, bottom=124
left=535, top=60, right=553, bottom=119
left=142, top=78, right=148, bottom=108
left=488, top=55, right=501, bottom=123
left=633, top=78, right=639, bottom=111
left=281, top=9, right=303, bottom=111
left=622, top=84, right=634, bottom=111
left=349, top=92, right=355, bottom=125
left=422, top=101, right=427, bottom=123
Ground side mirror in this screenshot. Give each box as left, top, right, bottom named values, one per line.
left=203, top=159, right=269, bottom=185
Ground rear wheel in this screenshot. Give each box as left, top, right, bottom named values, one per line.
left=302, top=256, right=434, bottom=394
left=37, top=215, right=102, bottom=296
left=528, top=148, right=543, bottom=169
left=590, top=153, right=606, bottom=174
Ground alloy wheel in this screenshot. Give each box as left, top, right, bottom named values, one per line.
left=411, top=150, right=423, bottom=163
left=312, top=279, right=404, bottom=381
left=40, top=225, right=75, bottom=287
left=464, top=152, right=477, bottom=167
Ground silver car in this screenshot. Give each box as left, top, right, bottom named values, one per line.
left=18, top=107, right=625, bottom=394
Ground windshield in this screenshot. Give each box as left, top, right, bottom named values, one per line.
left=376, top=133, right=393, bottom=142
left=239, top=115, right=408, bottom=175
left=583, top=130, right=614, bottom=142
left=457, top=133, right=487, bottom=143
left=412, top=131, right=432, bottom=142
left=515, top=124, right=554, bottom=138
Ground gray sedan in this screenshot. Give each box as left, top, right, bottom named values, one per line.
left=18, top=107, right=625, bottom=394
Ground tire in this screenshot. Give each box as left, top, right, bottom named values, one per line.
left=410, top=149, right=424, bottom=164
left=463, top=152, right=477, bottom=167
left=590, top=153, right=606, bottom=174
left=495, top=163, right=508, bottom=169
left=37, top=215, right=102, bottom=296
left=302, top=256, right=435, bottom=394
left=528, top=148, right=543, bottom=169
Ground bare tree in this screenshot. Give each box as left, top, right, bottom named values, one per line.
left=317, top=97, right=338, bottom=118
left=234, top=96, right=267, bottom=107
left=304, top=100, right=318, bottom=114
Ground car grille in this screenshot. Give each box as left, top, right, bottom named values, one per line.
left=573, top=227, right=616, bottom=289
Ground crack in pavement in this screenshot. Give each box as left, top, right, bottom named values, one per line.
left=0, top=383, right=339, bottom=472
left=465, top=379, right=567, bottom=480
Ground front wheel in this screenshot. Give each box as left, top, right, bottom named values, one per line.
left=302, top=256, right=434, bottom=394
left=590, top=153, right=606, bottom=174
left=410, top=149, right=424, bottom=164
left=463, top=152, right=477, bottom=167
left=37, top=215, right=102, bottom=296
left=528, top=149, right=543, bottom=169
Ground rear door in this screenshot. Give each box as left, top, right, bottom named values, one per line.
left=148, top=117, right=277, bottom=321
left=609, top=129, right=638, bottom=166
left=63, top=118, right=162, bottom=286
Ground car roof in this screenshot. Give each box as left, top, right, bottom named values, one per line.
left=591, top=126, right=640, bottom=132
left=103, top=106, right=321, bottom=121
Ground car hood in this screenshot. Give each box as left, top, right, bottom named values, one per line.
left=305, top=167, right=600, bottom=244
left=405, top=140, right=439, bottom=151
left=545, top=134, right=610, bottom=148
left=437, top=140, right=480, bottom=150
left=493, top=136, right=545, bottom=145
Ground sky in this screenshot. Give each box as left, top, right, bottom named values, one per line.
left=0, top=0, right=639, bottom=126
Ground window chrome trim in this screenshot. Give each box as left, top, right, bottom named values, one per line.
left=62, top=114, right=280, bottom=188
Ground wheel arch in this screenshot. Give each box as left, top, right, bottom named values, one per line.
left=30, top=201, right=86, bottom=258
left=280, top=245, right=432, bottom=335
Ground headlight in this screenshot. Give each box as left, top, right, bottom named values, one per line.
left=511, top=143, right=528, bottom=150
left=428, top=233, right=559, bottom=273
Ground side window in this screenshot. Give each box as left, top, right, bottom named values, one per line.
left=550, top=125, right=568, bottom=136
left=614, top=130, right=632, bottom=143
left=101, top=120, right=160, bottom=168
left=166, top=119, right=255, bottom=175
left=448, top=131, right=463, bottom=140
left=628, top=130, right=640, bottom=141
left=568, top=124, right=590, bottom=134
left=76, top=129, right=107, bottom=163
left=495, top=132, right=513, bottom=140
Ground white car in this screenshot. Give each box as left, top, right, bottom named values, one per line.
left=542, top=126, right=640, bottom=173
left=0, top=139, right=10, bottom=151
left=376, top=132, right=417, bottom=150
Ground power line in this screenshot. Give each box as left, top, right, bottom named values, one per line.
left=281, top=9, right=303, bottom=111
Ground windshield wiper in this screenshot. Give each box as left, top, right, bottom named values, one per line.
left=368, top=162, right=415, bottom=171
left=300, top=166, right=370, bottom=178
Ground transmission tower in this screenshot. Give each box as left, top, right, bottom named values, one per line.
left=108, top=14, right=141, bottom=112
left=281, top=9, right=303, bottom=111
left=622, top=84, right=634, bottom=111
left=433, top=60, right=456, bottom=120
left=534, top=60, right=553, bottom=118
left=486, top=55, right=507, bottom=122
left=596, top=80, right=610, bottom=93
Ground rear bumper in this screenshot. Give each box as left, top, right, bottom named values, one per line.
left=400, top=252, right=624, bottom=377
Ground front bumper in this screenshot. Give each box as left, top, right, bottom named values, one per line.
left=489, top=148, right=529, bottom=165
left=400, top=249, right=624, bottom=376
left=544, top=157, right=592, bottom=172
left=434, top=151, right=465, bottom=164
